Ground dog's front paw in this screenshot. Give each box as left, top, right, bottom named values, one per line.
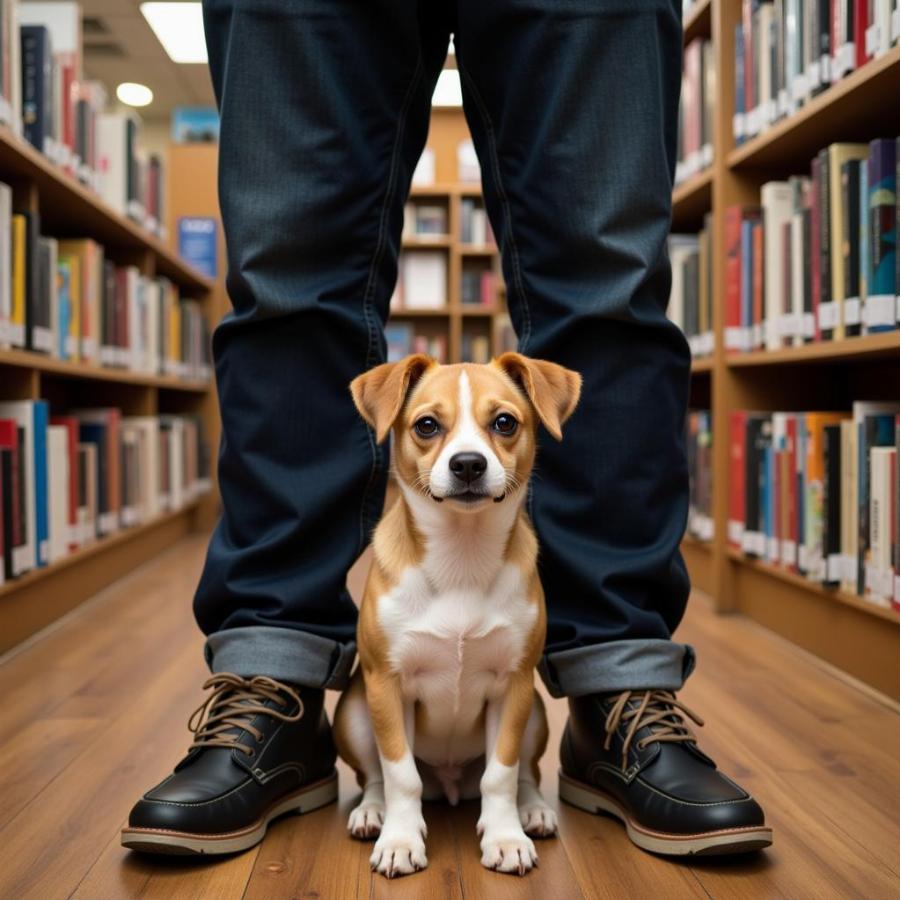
left=519, top=801, right=558, bottom=837
left=370, top=828, right=428, bottom=878
left=348, top=800, right=385, bottom=839
left=480, top=830, right=538, bottom=875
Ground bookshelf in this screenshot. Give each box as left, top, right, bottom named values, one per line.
left=0, top=132, right=216, bottom=654
left=682, top=1, right=900, bottom=698
left=399, top=182, right=505, bottom=362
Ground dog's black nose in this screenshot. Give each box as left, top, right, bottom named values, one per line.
left=449, top=451, right=487, bottom=484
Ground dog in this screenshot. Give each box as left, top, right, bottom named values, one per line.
left=333, top=352, right=581, bottom=878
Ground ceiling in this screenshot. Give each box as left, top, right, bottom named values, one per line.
left=79, top=0, right=215, bottom=123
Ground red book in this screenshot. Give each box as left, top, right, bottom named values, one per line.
left=724, top=206, right=744, bottom=351
left=50, top=415, right=80, bottom=551
left=854, top=0, right=869, bottom=67
left=729, top=411, right=748, bottom=548
left=752, top=222, right=764, bottom=349
left=0, top=418, right=21, bottom=563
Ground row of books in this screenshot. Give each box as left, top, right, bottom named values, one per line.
left=0, top=401, right=211, bottom=584
left=687, top=410, right=714, bottom=541
left=729, top=403, right=900, bottom=613
left=459, top=198, right=496, bottom=247
left=385, top=324, right=448, bottom=363
left=669, top=214, right=715, bottom=358
left=725, top=137, right=898, bottom=352
left=403, top=203, right=447, bottom=239
left=0, top=189, right=212, bottom=380
left=734, top=0, right=900, bottom=143
left=676, top=37, right=716, bottom=185
left=461, top=333, right=492, bottom=364
left=461, top=269, right=499, bottom=308
left=1, top=2, right=165, bottom=237
left=390, top=252, right=448, bottom=310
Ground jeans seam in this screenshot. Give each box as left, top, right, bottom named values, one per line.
left=457, top=63, right=533, bottom=353
left=356, top=55, right=425, bottom=554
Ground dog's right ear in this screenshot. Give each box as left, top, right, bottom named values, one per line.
left=350, top=354, right=434, bottom=443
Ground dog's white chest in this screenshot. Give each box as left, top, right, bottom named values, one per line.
left=376, top=563, right=536, bottom=759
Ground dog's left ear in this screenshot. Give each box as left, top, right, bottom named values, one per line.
left=350, top=354, right=434, bottom=443
left=495, top=352, right=582, bottom=441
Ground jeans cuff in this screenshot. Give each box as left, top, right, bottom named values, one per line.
left=538, top=639, right=696, bottom=698
left=204, top=626, right=357, bottom=690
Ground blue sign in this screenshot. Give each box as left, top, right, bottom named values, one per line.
left=178, top=217, right=218, bottom=279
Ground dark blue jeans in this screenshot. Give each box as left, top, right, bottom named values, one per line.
left=195, top=0, right=694, bottom=697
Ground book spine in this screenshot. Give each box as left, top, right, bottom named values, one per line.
left=32, top=401, right=48, bottom=567
left=867, top=139, right=897, bottom=332
left=819, top=149, right=833, bottom=339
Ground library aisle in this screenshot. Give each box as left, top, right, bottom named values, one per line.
left=1, top=534, right=898, bottom=900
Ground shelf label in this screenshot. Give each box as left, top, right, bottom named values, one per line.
left=733, top=113, right=745, bottom=140
left=724, top=326, right=744, bottom=350
left=894, top=9, right=900, bottom=43
left=841, top=554, right=858, bottom=584
left=98, top=512, right=118, bottom=536
left=818, top=301, right=838, bottom=330
left=833, top=43, right=856, bottom=79
left=806, top=59, right=821, bottom=90
left=728, top=520, right=744, bottom=546
left=779, top=313, right=801, bottom=338
left=826, top=553, right=843, bottom=582
left=895, top=574, right=900, bottom=603
left=843, top=297, right=861, bottom=326
left=791, top=74, right=808, bottom=103
left=865, top=24, right=879, bottom=58
left=802, top=312, right=816, bottom=338
left=820, top=53, right=832, bottom=83
left=751, top=323, right=763, bottom=348
left=864, top=294, right=895, bottom=328
left=32, top=326, right=54, bottom=354
left=766, top=536, right=780, bottom=561
left=782, top=539, right=797, bottom=565
left=701, top=143, right=714, bottom=167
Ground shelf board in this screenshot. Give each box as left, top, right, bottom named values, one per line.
left=0, top=126, right=213, bottom=294
left=728, top=44, right=900, bottom=173
left=727, top=331, right=900, bottom=367
left=691, top=355, right=714, bottom=373
left=672, top=167, right=713, bottom=230
left=0, top=498, right=205, bottom=602
left=682, top=534, right=712, bottom=552
left=389, top=308, right=450, bottom=317
left=401, top=236, right=451, bottom=249
left=683, top=0, right=711, bottom=45
left=0, top=348, right=211, bottom=392
left=460, top=307, right=497, bottom=317
left=459, top=245, right=498, bottom=257
left=726, top=547, right=900, bottom=626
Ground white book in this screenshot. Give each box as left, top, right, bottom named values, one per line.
left=46, top=425, right=69, bottom=564
left=125, top=267, right=141, bottom=371
left=761, top=181, right=794, bottom=351
left=401, top=252, right=447, bottom=310
left=0, top=402, right=36, bottom=575
left=122, top=416, right=160, bottom=520
left=839, top=420, right=859, bottom=593
left=667, top=235, right=700, bottom=335
left=97, top=113, right=132, bottom=217
left=868, top=447, right=895, bottom=605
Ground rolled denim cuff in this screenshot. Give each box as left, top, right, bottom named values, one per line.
left=204, top=625, right=357, bottom=690
left=539, top=639, right=696, bottom=698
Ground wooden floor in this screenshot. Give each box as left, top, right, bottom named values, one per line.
left=2, top=535, right=899, bottom=899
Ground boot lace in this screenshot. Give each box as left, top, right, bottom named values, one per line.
left=603, top=689, right=704, bottom=771
left=187, top=674, right=304, bottom=757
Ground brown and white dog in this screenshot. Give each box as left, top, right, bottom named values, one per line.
left=333, top=353, right=581, bottom=878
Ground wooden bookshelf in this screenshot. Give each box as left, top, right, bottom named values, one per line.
left=0, top=130, right=217, bottom=651
left=397, top=182, right=504, bottom=362
left=679, top=1, right=900, bottom=699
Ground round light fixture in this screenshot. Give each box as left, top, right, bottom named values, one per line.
left=116, top=82, right=154, bottom=108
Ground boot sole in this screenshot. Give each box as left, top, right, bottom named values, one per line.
left=121, top=770, right=339, bottom=856
left=558, top=770, right=772, bottom=856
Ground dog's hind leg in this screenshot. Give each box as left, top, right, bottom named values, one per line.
left=517, top=691, right=558, bottom=838
left=334, top=670, right=385, bottom=839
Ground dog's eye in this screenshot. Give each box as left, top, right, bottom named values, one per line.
left=492, top=414, right=518, bottom=436
left=413, top=416, right=440, bottom=438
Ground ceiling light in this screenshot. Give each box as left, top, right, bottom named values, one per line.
left=140, top=2, right=207, bottom=63
left=432, top=69, right=462, bottom=107
left=116, top=82, right=153, bottom=107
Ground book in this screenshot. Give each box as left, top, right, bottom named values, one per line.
left=866, top=139, right=896, bottom=332
left=0, top=401, right=38, bottom=574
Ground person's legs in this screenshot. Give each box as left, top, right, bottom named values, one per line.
left=194, top=0, right=450, bottom=690
left=123, top=0, right=452, bottom=855
left=455, top=0, right=691, bottom=694
left=455, top=0, right=771, bottom=855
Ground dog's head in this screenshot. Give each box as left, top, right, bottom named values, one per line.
left=350, top=353, right=581, bottom=512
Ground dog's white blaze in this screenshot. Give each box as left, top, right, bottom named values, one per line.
left=430, top=370, right=507, bottom=499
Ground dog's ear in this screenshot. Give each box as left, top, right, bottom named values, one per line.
left=350, top=354, right=434, bottom=443
left=495, top=352, right=582, bottom=441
